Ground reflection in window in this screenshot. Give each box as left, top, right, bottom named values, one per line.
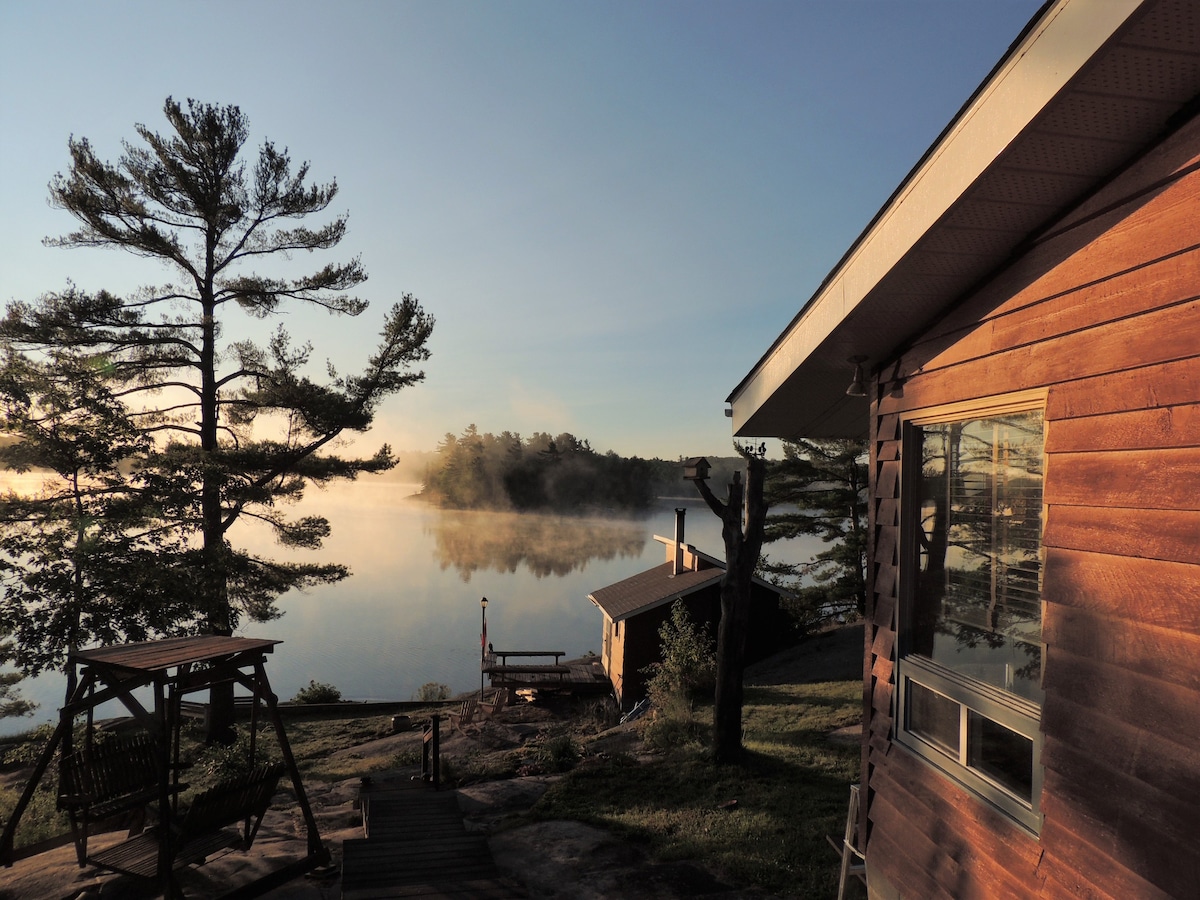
left=968, top=711, right=1034, bottom=801
left=908, top=681, right=960, bottom=757
left=899, top=405, right=1044, bottom=831
left=912, top=410, right=1044, bottom=704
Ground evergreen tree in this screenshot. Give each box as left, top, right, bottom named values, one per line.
left=0, top=98, right=433, bottom=740
left=0, top=640, right=34, bottom=720
left=0, top=348, right=196, bottom=704
left=762, top=437, right=868, bottom=626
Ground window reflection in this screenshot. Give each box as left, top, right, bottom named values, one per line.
left=912, top=410, right=1044, bottom=704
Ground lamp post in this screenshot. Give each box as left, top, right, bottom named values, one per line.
left=480, top=597, right=488, bottom=699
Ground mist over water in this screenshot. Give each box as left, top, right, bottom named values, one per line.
left=1, top=479, right=819, bottom=735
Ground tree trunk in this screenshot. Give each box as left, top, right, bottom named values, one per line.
left=694, top=453, right=768, bottom=765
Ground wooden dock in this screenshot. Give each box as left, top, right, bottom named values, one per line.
left=341, top=775, right=524, bottom=898
left=482, top=651, right=609, bottom=695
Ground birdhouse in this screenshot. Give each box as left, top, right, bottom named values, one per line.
left=682, top=457, right=711, bottom=481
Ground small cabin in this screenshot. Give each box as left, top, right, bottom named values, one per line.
left=730, top=1, right=1200, bottom=897
left=588, top=512, right=792, bottom=708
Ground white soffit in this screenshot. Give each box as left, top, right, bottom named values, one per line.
left=729, top=0, right=1145, bottom=438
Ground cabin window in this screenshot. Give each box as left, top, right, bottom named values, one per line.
left=897, top=399, right=1044, bottom=833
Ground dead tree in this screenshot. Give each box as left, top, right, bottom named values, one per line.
left=690, top=447, right=768, bottom=764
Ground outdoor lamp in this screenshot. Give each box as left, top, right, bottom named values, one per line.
left=846, top=356, right=868, bottom=397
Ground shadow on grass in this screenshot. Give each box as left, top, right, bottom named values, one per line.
left=529, top=687, right=861, bottom=897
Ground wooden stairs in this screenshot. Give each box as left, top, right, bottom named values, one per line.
left=341, top=776, right=524, bottom=899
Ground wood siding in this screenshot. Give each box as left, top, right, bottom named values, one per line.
left=864, top=113, right=1200, bottom=898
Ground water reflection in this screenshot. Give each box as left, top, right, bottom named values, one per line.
left=0, top=482, right=821, bottom=735
left=428, top=509, right=647, bottom=580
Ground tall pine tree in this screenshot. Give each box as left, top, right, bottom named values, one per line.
left=762, top=438, right=868, bottom=627
left=0, top=98, right=434, bottom=741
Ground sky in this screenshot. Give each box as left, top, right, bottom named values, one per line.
left=0, top=0, right=1046, bottom=461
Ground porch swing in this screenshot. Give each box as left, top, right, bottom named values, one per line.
left=0, top=635, right=329, bottom=898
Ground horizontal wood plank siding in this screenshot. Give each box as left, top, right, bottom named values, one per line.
left=869, top=748, right=1043, bottom=899
left=1043, top=504, right=1200, bottom=564
left=863, top=108, right=1200, bottom=895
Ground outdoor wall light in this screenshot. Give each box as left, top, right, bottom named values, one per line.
left=846, top=356, right=868, bottom=397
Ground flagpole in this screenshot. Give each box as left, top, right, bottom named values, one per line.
left=480, top=597, right=488, bottom=699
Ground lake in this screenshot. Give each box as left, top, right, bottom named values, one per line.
left=1, top=479, right=820, bottom=735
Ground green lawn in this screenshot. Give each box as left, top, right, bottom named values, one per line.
left=532, top=680, right=862, bottom=897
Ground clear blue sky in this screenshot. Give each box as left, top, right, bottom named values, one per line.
left=0, top=1, right=1044, bottom=461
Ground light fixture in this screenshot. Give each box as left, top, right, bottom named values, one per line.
left=846, top=356, right=868, bottom=397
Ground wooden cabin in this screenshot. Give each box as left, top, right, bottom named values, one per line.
left=588, top=511, right=792, bottom=708
left=728, top=1, right=1200, bottom=897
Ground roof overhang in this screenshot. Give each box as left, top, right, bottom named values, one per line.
left=729, top=0, right=1200, bottom=439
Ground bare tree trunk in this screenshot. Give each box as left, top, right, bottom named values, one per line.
left=693, top=452, right=768, bottom=765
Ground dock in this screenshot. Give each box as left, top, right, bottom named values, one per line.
left=482, top=650, right=609, bottom=695
left=342, top=774, right=524, bottom=898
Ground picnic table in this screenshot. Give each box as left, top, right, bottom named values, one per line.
left=488, top=649, right=566, bottom=666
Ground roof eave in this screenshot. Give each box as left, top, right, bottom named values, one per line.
left=728, top=0, right=1147, bottom=440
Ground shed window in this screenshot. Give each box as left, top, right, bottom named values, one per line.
left=898, top=401, right=1044, bottom=833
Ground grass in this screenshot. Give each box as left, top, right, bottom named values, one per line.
left=0, top=684, right=862, bottom=895
left=531, top=681, right=861, bottom=897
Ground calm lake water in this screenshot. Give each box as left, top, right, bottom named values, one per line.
left=2, top=479, right=819, bottom=735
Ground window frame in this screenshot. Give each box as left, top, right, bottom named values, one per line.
left=895, top=390, right=1047, bottom=835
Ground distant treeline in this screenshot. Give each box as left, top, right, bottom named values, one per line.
left=419, top=426, right=737, bottom=512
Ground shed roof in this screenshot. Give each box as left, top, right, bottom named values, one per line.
left=729, top=0, right=1200, bottom=439
left=71, top=635, right=280, bottom=675
left=588, top=561, right=723, bottom=622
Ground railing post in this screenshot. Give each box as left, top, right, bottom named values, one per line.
left=421, top=715, right=441, bottom=789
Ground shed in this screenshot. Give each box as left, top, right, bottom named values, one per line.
left=729, top=1, right=1200, bottom=897
left=589, top=514, right=793, bottom=708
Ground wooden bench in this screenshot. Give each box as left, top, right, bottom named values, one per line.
left=87, top=762, right=285, bottom=883
left=58, top=732, right=174, bottom=866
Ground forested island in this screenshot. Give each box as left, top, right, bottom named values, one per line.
left=418, top=425, right=741, bottom=512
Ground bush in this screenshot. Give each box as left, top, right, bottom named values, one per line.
left=535, top=734, right=580, bottom=773
left=644, top=600, right=716, bottom=701
left=639, top=600, right=715, bottom=750
left=417, top=682, right=450, bottom=702
left=292, top=680, right=342, bottom=704
left=193, top=727, right=276, bottom=785
left=640, top=707, right=709, bottom=752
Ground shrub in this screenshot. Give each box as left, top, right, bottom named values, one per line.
left=535, top=734, right=580, bottom=773
left=639, top=707, right=709, bottom=752
left=417, top=682, right=450, bottom=702
left=644, top=600, right=715, bottom=701
left=193, top=727, right=276, bottom=785
left=292, top=680, right=342, bottom=704
left=639, top=600, right=715, bottom=750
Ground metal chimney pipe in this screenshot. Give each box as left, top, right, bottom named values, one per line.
left=673, top=507, right=686, bottom=575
